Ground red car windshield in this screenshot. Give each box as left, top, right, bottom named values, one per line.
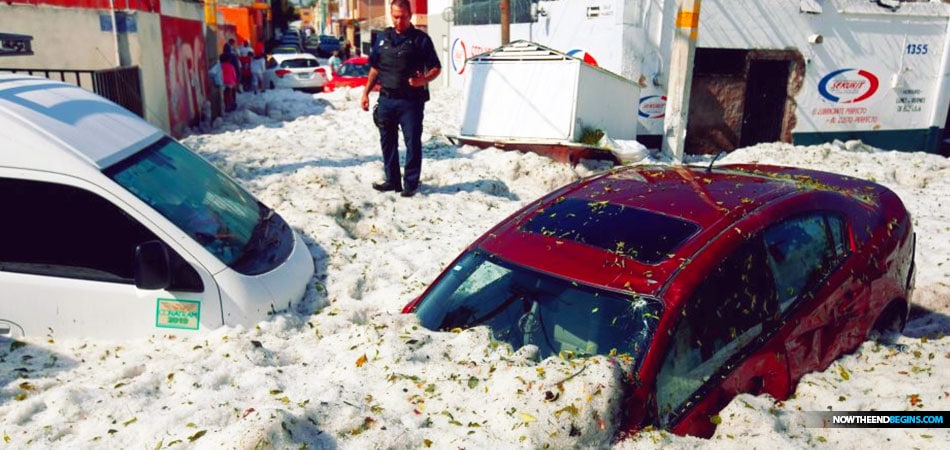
left=338, top=62, right=369, bottom=77
left=414, top=250, right=662, bottom=363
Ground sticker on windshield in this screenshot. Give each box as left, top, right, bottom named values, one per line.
left=156, top=298, right=200, bottom=330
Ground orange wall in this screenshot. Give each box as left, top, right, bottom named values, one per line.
left=300, top=9, right=314, bottom=26
left=218, top=7, right=251, bottom=45
left=217, top=6, right=267, bottom=48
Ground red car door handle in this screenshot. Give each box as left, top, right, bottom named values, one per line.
left=749, top=376, right=765, bottom=395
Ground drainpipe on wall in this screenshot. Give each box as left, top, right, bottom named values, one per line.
left=109, top=0, right=121, bottom=67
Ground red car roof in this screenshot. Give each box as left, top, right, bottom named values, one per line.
left=325, top=56, right=371, bottom=91
left=476, top=163, right=886, bottom=298
left=343, top=56, right=369, bottom=65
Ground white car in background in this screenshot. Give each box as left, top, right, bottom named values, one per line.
left=0, top=75, right=315, bottom=340
left=265, top=53, right=329, bottom=92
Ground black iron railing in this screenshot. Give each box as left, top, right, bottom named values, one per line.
left=0, top=66, right=143, bottom=118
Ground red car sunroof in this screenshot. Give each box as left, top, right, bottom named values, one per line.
left=521, top=197, right=700, bottom=264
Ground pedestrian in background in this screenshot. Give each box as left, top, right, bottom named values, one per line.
left=328, top=50, right=343, bottom=77
left=223, top=38, right=235, bottom=57
left=208, top=59, right=223, bottom=88
left=250, top=52, right=266, bottom=94
left=220, top=53, right=238, bottom=112
left=208, top=59, right=224, bottom=113
left=224, top=38, right=242, bottom=91
left=361, top=0, right=441, bottom=198
left=239, top=47, right=252, bottom=92
left=342, top=41, right=353, bottom=60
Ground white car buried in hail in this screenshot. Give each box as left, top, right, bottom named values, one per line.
left=265, top=53, right=329, bottom=92
left=0, top=75, right=315, bottom=340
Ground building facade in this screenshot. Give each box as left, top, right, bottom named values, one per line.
left=441, top=0, right=950, bottom=153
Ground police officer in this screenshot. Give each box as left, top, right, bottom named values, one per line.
left=361, top=0, right=441, bottom=198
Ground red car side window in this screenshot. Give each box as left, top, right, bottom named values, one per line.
left=656, top=239, right=777, bottom=423
left=763, top=213, right=846, bottom=313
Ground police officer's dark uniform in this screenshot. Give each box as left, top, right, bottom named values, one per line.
left=369, top=24, right=441, bottom=196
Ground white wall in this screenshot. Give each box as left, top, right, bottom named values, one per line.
left=699, top=0, right=948, bottom=134
left=425, top=2, right=452, bottom=90
left=160, top=0, right=204, bottom=21
left=135, top=12, right=170, bottom=133
left=0, top=1, right=208, bottom=133
left=0, top=5, right=123, bottom=69
left=447, top=0, right=630, bottom=85
left=447, top=0, right=950, bottom=139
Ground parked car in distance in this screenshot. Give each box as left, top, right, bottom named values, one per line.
left=313, top=35, right=341, bottom=58
left=302, top=35, right=322, bottom=57
left=280, top=28, right=303, bottom=47
left=265, top=53, right=329, bottom=91
left=324, top=56, right=377, bottom=92
left=270, top=44, right=303, bottom=56
left=403, top=163, right=915, bottom=438
left=0, top=75, right=315, bottom=340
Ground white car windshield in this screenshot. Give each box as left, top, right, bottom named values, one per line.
left=106, top=137, right=294, bottom=275
left=282, top=58, right=320, bottom=69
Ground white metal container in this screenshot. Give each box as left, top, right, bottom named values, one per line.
left=445, top=0, right=950, bottom=153
left=459, top=41, right=640, bottom=143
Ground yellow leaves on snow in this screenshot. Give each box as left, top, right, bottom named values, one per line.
left=837, top=364, right=851, bottom=381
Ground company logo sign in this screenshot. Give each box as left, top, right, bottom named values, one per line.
left=567, top=49, right=599, bottom=67
left=818, top=68, right=880, bottom=104
left=451, top=38, right=467, bottom=75
left=639, top=95, right=667, bottom=118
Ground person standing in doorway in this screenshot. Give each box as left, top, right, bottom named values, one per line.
left=361, top=0, right=441, bottom=198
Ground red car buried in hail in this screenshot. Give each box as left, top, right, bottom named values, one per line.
left=323, top=56, right=378, bottom=92
left=402, top=163, right=915, bottom=438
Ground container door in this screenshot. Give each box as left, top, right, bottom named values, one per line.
left=739, top=59, right=790, bottom=147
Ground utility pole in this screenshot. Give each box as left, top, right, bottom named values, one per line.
left=500, top=0, right=510, bottom=45
left=661, top=0, right=702, bottom=164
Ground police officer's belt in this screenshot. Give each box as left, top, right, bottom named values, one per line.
left=379, top=88, right=423, bottom=100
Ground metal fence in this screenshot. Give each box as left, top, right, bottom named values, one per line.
left=0, top=66, right=143, bottom=118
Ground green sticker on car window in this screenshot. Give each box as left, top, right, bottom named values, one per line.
left=156, top=298, right=200, bottom=330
